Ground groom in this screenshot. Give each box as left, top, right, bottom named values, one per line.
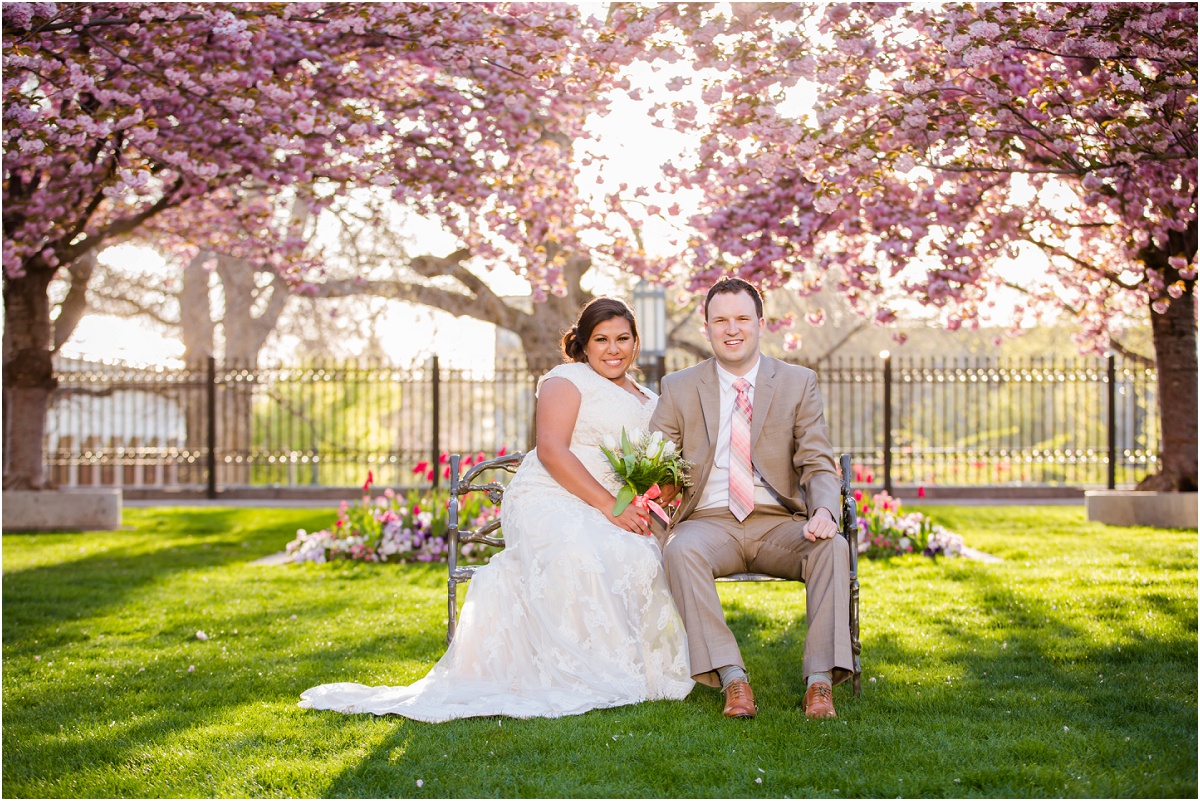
left=649, top=278, right=853, bottom=720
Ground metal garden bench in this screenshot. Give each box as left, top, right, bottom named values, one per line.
left=445, top=452, right=862, bottom=696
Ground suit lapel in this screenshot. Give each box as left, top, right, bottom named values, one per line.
left=698, top=359, right=720, bottom=448
left=678, top=361, right=720, bottom=520
left=751, top=356, right=778, bottom=449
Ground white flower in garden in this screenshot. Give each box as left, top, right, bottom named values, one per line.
left=196, top=631, right=208, bottom=641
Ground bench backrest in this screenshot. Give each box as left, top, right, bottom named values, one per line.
left=446, top=452, right=524, bottom=581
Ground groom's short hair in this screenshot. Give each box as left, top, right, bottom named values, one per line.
left=704, top=278, right=763, bottom=321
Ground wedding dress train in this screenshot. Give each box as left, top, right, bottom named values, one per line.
left=299, top=362, right=694, bottom=721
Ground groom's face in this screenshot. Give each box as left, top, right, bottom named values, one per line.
left=704, top=290, right=764, bottom=375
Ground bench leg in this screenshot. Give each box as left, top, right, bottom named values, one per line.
left=447, top=579, right=459, bottom=646
left=850, top=574, right=861, bottom=696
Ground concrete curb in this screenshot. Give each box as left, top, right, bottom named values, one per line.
left=1085, top=491, right=1198, bottom=529
left=2, top=489, right=122, bottom=532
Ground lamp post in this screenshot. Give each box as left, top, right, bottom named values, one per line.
left=633, top=280, right=667, bottom=391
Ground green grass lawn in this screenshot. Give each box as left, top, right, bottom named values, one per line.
left=3, top=505, right=1196, bottom=798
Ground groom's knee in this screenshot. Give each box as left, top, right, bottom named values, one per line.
left=814, top=532, right=850, bottom=569
left=662, top=532, right=691, bottom=567
left=663, top=530, right=707, bottom=573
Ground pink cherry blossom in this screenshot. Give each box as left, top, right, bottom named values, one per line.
left=637, top=1, right=1195, bottom=489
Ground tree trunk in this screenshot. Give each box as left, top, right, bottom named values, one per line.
left=180, top=252, right=216, bottom=365
left=1137, top=282, right=1198, bottom=491
left=3, top=262, right=58, bottom=490
left=515, top=297, right=581, bottom=374
left=215, top=255, right=290, bottom=487
left=178, top=254, right=215, bottom=486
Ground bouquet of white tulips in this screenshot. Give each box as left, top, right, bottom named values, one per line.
left=599, top=427, right=693, bottom=524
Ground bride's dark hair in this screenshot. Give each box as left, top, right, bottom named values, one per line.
left=561, top=297, right=640, bottom=363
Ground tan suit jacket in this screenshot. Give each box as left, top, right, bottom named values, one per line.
left=650, top=355, right=841, bottom=526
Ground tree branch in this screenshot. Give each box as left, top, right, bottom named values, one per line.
left=809, top=321, right=869, bottom=365
left=306, top=276, right=522, bottom=330
left=51, top=251, right=97, bottom=351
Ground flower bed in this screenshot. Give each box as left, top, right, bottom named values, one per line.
left=287, top=466, right=502, bottom=565
left=288, top=462, right=966, bottom=565
left=855, top=490, right=964, bottom=559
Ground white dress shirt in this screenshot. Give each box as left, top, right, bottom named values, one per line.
left=696, top=359, right=782, bottom=512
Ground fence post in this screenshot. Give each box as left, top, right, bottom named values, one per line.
left=882, top=350, right=893, bottom=494
left=431, top=354, right=441, bottom=490
left=206, top=356, right=217, bottom=499
left=1107, top=352, right=1117, bottom=490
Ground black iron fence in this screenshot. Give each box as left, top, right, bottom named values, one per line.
left=809, top=354, right=1159, bottom=489
left=41, top=353, right=1158, bottom=494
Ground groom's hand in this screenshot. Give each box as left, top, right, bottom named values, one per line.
left=803, top=508, right=838, bottom=541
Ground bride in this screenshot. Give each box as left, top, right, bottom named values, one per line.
left=299, top=298, right=694, bottom=721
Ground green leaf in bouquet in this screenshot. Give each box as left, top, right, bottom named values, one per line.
left=613, top=484, right=636, bottom=516
left=623, top=453, right=637, bottom=476
left=600, top=445, right=623, bottom=474
left=620, top=427, right=634, bottom=456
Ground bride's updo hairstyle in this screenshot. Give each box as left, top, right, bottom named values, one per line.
left=561, top=297, right=640, bottom=363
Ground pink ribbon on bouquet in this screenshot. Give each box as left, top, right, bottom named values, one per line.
left=632, top=483, right=669, bottom=532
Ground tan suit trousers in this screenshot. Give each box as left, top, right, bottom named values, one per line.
left=663, top=504, right=854, bottom=688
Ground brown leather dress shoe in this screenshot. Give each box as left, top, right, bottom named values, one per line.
left=722, top=678, right=758, bottom=718
left=803, top=682, right=837, bottom=719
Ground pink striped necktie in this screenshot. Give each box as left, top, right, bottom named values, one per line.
left=729, top=377, right=754, bottom=521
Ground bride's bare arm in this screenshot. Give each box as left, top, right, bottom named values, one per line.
left=536, top=377, right=651, bottom=536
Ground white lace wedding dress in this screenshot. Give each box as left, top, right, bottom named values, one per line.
left=299, top=362, right=694, bottom=721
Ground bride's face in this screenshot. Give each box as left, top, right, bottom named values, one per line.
left=584, top=316, right=638, bottom=382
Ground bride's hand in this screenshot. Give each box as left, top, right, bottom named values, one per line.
left=656, top=483, right=679, bottom=504
left=610, top=505, right=652, bottom=536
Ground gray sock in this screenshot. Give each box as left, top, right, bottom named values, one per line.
left=806, top=671, right=832, bottom=689
left=717, top=665, right=748, bottom=689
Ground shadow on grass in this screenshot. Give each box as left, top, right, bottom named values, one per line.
left=2, top=560, right=455, bottom=793
left=2, top=629, right=421, bottom=787
left=2, top=524, right=447, bottom=794
left=313, top=690, right=731, bottom=798
left=2, top=508, right=331, bottom=646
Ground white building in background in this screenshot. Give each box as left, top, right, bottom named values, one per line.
left=45, top=356, right=191, bottom=487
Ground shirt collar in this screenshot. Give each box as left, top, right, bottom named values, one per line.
left=715, top=358, right=760, bottom=394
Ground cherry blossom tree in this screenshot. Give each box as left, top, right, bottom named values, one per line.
left=644, top=2, right=1196, bottom=490
left=3, top=2, right=657, bottom=489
